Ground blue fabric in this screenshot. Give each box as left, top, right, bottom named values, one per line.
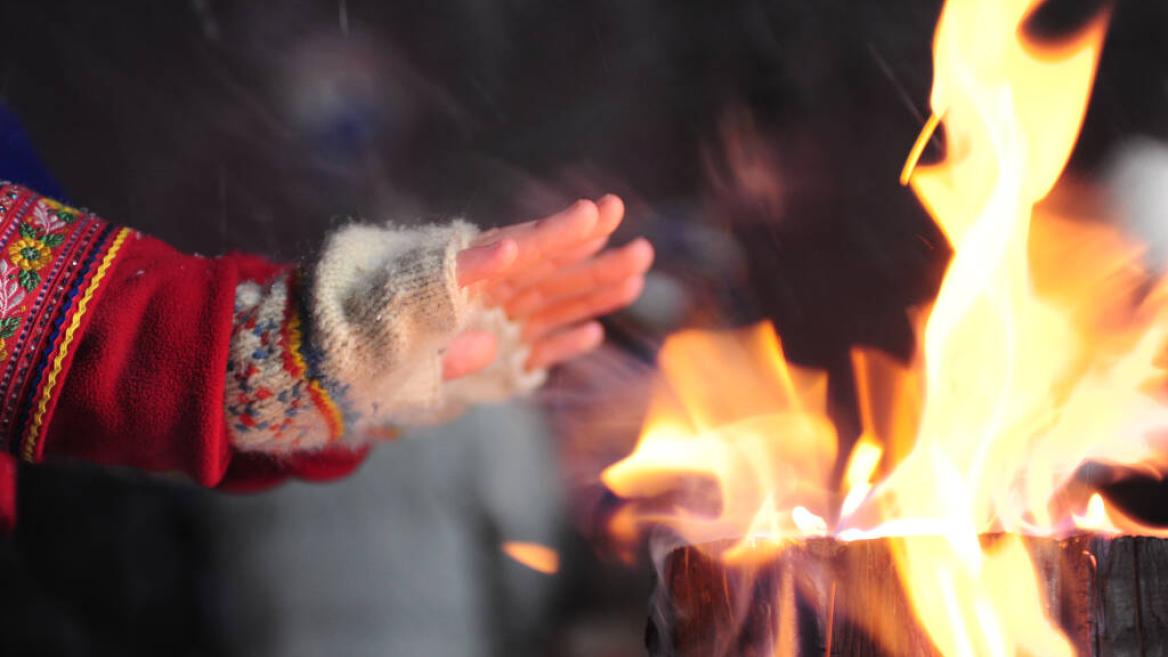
left=0, top=104, right=64, bottom=200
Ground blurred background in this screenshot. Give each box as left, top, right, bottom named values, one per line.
left=0, top=0, right=1167, bottom=655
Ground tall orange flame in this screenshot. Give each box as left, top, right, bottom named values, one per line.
left=873, top=1, right=1113, bottom=653
left=603, top=0, right=1168, bottom=654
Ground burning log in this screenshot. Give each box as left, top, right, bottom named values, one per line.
left=603, top=2, right=1168, bottom=655
left=646, top=535, right=1168, bottom=657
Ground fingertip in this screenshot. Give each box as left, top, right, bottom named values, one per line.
left=541, top=199, right=598, bottom=246
left=458, top=238, right=516, bottom=287
left=583, top=320, right=605, bottom=346
left=526, top=321, right=606, bottom=371
left=573, top=198, right=600, bottom=234
left=598, top=193, right=623, bottom=211
left=628, top=237, right=655, bottom=270
left=495, top=237, right=519, bottom=270
left=596, top=194, right=625, bottom=234
left=478, top=237, right=518, bottom=273
left=622, top=275, right=646, bottom=302
left=575, top=197, right=600, bottom=214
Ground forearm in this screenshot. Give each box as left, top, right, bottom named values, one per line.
left=0, top=183, right=639, bottom=532
left=225, top=220, right=546, bottom=453
left=0, top=182, right=359, bottom=488
left=1, top=182, right=541, bottom=489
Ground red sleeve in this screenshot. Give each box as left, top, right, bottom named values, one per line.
left=0, top=453, right=14, bottom=532
left=0, top=182, right=367, bottom=496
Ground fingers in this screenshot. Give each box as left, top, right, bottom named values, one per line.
left=526, top=321, right=605, bottom=370
left=527, top=194, right=623, bottom=266
left=528, top=199, right=601, bottom=258
left=442, top=330, right=499, bottom=381
left=485, top=199, right=600, bottom=272
left=488, top=235, right=611, bottom=301
left=594, top=194, right=625, bottom=239
left=457, top=238, right=518, bottom=287
left=448, top=194, right=638, bottom=375
left=481, top=193, right=624, bottom=280
left=483, top=194, right=628, bottom=302
left=505, top=238, right=654, bottom=318
left=558, top=235, right=613, bottom=263
left=523, top=275, right=645, bottom=341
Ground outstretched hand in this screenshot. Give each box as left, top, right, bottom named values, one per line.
left=442, top=194, right=653, bottom=380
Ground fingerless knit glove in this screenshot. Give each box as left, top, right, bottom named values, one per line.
left=226, top=220, right=547, bottom=454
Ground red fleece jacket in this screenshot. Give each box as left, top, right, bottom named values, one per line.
left=0, top=183, right=366, bottom=530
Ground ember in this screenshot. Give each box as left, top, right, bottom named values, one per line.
left=501, top=541, right=561, bottom=575
left=602, top=0, right=1168, bottom=654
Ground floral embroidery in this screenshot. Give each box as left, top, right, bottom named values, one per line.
left=0, top=197, right=81, bottom=365
left=0, top=183, right=121, bottom=461
left=8, top=238, right=51, bottom=272
left=6, top=199, right=79, bottom=292
left=0, top=261, right=27, bottom=362
left=38, top=198, right=79, bottom=222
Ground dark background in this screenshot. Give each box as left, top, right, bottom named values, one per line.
left=0, top=0, right=1166, bottom=655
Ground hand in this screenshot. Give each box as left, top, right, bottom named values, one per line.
left=442, top=195, right=653, bottom=380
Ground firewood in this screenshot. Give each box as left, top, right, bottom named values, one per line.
left=646, top=536, right=1168, bottom=657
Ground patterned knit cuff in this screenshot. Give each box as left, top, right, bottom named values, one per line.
left=226, top=218, right=560, bottom=453
left=226, top=274, right=352, bottom=453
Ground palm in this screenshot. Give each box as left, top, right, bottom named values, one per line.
left=443, top=195, right=652, bottom=380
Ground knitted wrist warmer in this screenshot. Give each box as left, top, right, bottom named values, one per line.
left=434, top=306, right=548, bottom=423
left=225, top=220, right=547, bottom=454
left=227, top=275, right=346, bottom=453
left=310, top=220, right=477, bottom=431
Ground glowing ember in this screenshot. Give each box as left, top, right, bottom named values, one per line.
left=602, top=0, right=1168, bottom=654
left=501, top=541, right=560, bottom=575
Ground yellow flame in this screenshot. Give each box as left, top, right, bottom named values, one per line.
left=602, top=323, right=838, bottom=561
left=501, top=541, right=560, bottom=575
left=881, top=1, right=1124, bottom=652
left=841, top=434, right=883, bottom=519
left=1072, top=493, right=1119, bottom=535
left=602, top=0, right=1168, bottom=653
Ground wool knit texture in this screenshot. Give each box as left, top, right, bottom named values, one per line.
left=227, top=277, right=338, bottom=452
left=224, top=220, right=547, bottom=454
left=440, top=306, right=547, bottom=421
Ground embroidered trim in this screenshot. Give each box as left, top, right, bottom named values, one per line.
left=0, top=197, right=82, bottom=364
left=1, top=221, right=102, bottom=441
left=22, top=227, right=130, bottom=460
left=0, top=184, right=120, bottom=459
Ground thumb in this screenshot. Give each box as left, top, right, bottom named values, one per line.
left=442, top=330, right=499, bottom=381
left=457, top=238, right=518, bottom=287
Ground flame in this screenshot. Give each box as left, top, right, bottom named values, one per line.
left=1072, top=493, right=1119, bottom=535
left=601, top=323, right=838, bottom=562
left=501, top=541, right=560, bottom=575
left=840, top=433, right=883, bottom=519
left=602, top=0, right=1168, bottom=654
left=874, top=1, right=1114, bottom=653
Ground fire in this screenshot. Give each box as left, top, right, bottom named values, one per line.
left=602, top=323, right=839, bottom=561
left=602, top=0, right=1168, bottom=654
left=501, top=541, right=560, bottom=575
left=1071, top=493, right=1119, bottom=535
